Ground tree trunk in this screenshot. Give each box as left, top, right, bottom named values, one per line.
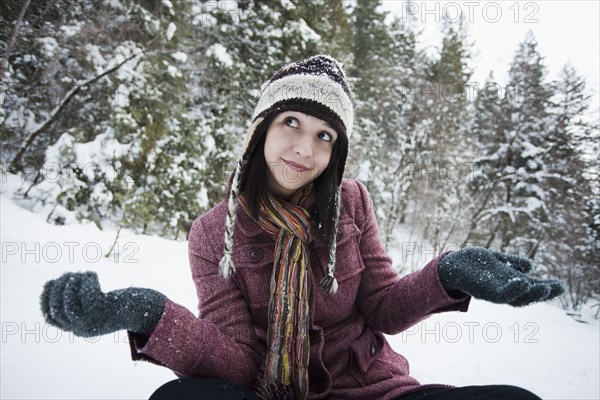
left=0, top=0, right=31, bottom=81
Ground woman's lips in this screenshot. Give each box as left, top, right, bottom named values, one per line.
left=283, top=159, right=311, bottom=172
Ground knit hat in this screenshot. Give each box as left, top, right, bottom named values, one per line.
left=219, top=55, right=354, bottom=293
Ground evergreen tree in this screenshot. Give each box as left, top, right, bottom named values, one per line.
left=2, top=0, right=210, bottom=237
left=1, top=0, right=137, bottom=171
left=469, top=32, right=553, bottom=256
left=346, top=0, right=424, bottom=249
left=462, top=72, right=504, bottom=247
left=2, top=0, right=325, bottom=239
left=294, top=0, right=352, bottom=60
left=539, top=63, right=599, bottom=310
left=407, top=17, right=473, bottom=251
left=349, top=0, right=393, bottom=102
left=466, top=37, right=599, bottom=313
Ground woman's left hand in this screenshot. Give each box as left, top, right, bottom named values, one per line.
left=438, top=247, right=564, bottom=307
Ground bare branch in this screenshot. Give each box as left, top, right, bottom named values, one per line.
left=10, top=52, right=142, bottom=171
left=0, top=0, right=32, bottom=81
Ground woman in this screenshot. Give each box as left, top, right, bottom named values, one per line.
left=40, top=55, right=564, bottom=400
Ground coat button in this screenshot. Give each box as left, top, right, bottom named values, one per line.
left=249, top=248, right=262, bottom=262
left=336, top=227, right=343, bottom=237
left=370, top=341, right=377, bottom=356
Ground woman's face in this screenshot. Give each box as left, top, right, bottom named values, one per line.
left=263, top=111, right=338, bottom=200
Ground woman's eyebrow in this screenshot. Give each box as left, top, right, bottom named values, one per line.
left=322, top=122, right=338, bottom=137
left=322, top=122, right=336, bottom=133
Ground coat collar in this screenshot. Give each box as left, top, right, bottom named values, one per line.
left=235, top=203, right=266, bottom=238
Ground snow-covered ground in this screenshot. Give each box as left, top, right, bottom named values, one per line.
left=1, top=174, right=598, bottom=400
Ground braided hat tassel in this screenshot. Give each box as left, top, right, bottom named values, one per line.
left=319, top=185, right=342, bottom=294
left=219, top=159, right=244, bottom=278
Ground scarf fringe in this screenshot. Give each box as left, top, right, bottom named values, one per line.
left=243, top=187, right=313, bottom=400
left=256, top=381, right=297, bottom=400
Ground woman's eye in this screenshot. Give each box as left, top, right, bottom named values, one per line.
left=284, top=117, right=299, bottom=128
left=318, top=131, right=333, bottom=142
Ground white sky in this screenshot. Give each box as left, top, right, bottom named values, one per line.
left=380, top=0, right=600, bottom=110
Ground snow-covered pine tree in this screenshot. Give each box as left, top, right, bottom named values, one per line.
left=346, top=0, right=424, bottom=251
left=407, top=17, right=473, bottom=253
left=86, top=0, right=211, bottom=238
left=2, top=0, right=331, bottom=238
left=2, top=0, right=213, bottom=237
left=538, top=63, right=599, bottom=311
left=462, top=72, right=505, bottom=247
left=466, top=32, right=554, bottom=258
left=1, top=1, right=150, bottom=225
left=1, top=0, right=135, bottom=172
left=297, top=0, right=352, bottom=61
left=374, top=15, right=428, bottom=249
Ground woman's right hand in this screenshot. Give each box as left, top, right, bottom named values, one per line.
left=40, top=271, right=166, bottom=337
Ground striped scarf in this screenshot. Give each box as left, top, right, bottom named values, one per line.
left=239, top=185, right=315, bottom=400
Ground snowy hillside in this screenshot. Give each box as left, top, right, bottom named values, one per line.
left=1, top=174, right=598, bottom=400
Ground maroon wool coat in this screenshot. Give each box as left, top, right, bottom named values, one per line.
left=129, top=179, right=471, bottom=399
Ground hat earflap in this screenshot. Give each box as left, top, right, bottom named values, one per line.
left=219, top=116, right=267, bottom=278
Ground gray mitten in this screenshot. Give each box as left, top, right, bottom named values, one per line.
left=438, top=247, right=564, bottom=307
left=40, top=271, right=166, bottom=337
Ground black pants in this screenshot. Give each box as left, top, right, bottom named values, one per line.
left=396, top=385, right=542, bottom=400
left=149, top=379, right=540, bottom=400
left=149, top=378, right=258, bottom=400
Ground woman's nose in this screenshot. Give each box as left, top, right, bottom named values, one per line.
left=293, top=134, right=313, bottom=158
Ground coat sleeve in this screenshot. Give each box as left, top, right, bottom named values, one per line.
left=128, top=218, right=262, bottom=388
left=352, top=180, right=470, bottom=335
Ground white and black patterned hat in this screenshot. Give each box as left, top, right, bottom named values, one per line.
left=219, top=55, right=354, bottom=293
